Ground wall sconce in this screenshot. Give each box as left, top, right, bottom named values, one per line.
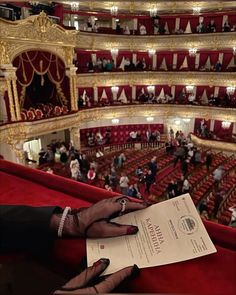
left=148, top=49, right=156, bottom=58
left=221, top=121, right=231, bottom=129
left=147, top=85, right=155, bottom=93
left=70, top=2, right=80, bottom=12
left=189, top=48, right=197, bottom=56
left=149, top=8, right=158, bottom=17
left=110, top=6, right=118, bottom=16
left=233, top=47, right=236, bottom=55
left=111, top=49, right=119, bottom=57
left=226, top=86, right=235, bottom=95
left=186, top=85, right=194, bottom=93
left=111, top=118, right=119, bottom=124
left=174, top=119, right=181, bottom=126
left=193, top=7, right=201, bottom=15
left=111, top=86, right=119, bottom=94
left=183, top=118, right=191, bottom=123
left=146, top=116, right=154, bottom=122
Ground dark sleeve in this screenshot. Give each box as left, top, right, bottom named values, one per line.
left=0, top=205, right=61, bottom=254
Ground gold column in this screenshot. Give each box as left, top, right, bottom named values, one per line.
left=66, top=66, right=78, bottom=111
left=12, top=78, right=21, bottom=120
left=6, top=79, right=16, bottom=121
left=70, top=127, right=81, bottom=150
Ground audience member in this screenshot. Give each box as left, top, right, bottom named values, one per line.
left=119, top=173, right=129, bottom=195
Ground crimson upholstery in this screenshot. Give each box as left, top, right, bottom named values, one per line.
left=0, top=159, right=235, bottom=294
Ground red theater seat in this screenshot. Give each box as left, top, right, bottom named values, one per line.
left=0, top=159, right=235, bottom=294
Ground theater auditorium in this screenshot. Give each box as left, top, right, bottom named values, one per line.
left=0, top=1, right=235, bottom=294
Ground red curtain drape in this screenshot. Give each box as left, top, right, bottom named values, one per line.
left=214, top=120, right=233, bottom=139
left=222, top=52, right=233, bottom=70
left=136, top=52, right=152, bottom=69
left=12, top=50, right=69, bottom=110
left=76, top=50, right=93, bottom=72
left=137, top=18, right=153, bottom=34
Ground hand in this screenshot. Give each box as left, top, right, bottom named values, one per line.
left=52, top=196, right=148, bottom=238
left=54, top=258, right=139, bottom=294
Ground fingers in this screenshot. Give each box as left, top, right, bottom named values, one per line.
left=87, top=221, right=138, bottom=238
left=54, top=258, right=110, bottom=294
left=94, top=264, right=139, bottom=293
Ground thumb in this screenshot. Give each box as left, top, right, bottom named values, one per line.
left=94, top=265, right=140, bottom=293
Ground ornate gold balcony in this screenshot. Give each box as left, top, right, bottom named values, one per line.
left=1, top=105, right=235, bottom=144
left=76, top=71, right=236, bottom=87
left=76, top=32, right=236, bottom=51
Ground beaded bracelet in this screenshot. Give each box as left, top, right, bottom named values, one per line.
left=58, top=206, right=71, bottom=237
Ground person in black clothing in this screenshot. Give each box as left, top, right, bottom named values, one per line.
left=166, top=180, right=177, bottom=199
left=0, top=197, right=146, bottom=293
left=145, top=170, right=154, bottom=193
left=207, top=19, right=216, bottom=33
left=148, top=156, right=158, bottom=183
left=181, top=159, right=189, bottom=176
left=206, top=151, right=213, bottom=171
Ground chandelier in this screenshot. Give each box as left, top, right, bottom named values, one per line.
left=186, top=85, right=194, bottom=93
left=147, top=85, right=155, bottom=93
left=69, top=1, right=80, bottom=12
left=150, top=8, right=158, bottom=17
left=111, top=49, right=119, bottom=56
left=146, top=116, right=154, bottom=122
left=226, top=86, right=235, bottom=95
left=110, top=6, right=118, bottom=16
left=193, top=7, right=201, bottom=15
left=111, top=86, right=119, bottom=94
left=148, top=49, right=156, bottom=57
left=189, top=48, right=197, bottom=56
left=221, top=121, right=231, bottom=129
left=111, top=118, right=119, bottom=124
left=29, top=1, right=39, bottom=5
left=183, top=118, right=191, bottom=123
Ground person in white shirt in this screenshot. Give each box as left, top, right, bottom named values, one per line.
left=188, top=93, right=196, bottom=104
left=213, top=166, right=224, bottom=184
left=229, top=206, right=236, bottom=227
left=182, top=177, right=191, bottom=193
left=129, top=131, right=137, bottom=141
left=70, top=156, right=80, bottom=180
left=119, top=173, right=129, bottom=195
left=139, top=24, right=147, bottom=35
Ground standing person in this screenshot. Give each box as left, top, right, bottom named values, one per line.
left=206, top=151, right=213, bottom=171
left=229, top=205, right=236, bottom=228
left=174, top=145, right=185, bottom=167
left=145, top=170, right=154, bottom=194
left=213, top=166, right=224, bottom=187
left=181, top=159, right=189, bottom=177
left=182, top=177, right=191, bottom=194
left=70, top=155, right=80, bottom=180
left=148, top=156, right=158, bottom=184
left=118, top=153, right=126, bottom=168
left=119, top=173, right=129, bottom=195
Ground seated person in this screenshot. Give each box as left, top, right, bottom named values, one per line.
left=87, top=60, right=94, bottom=72
left=153, top=18, right=165, bottom=35
left=207, top=19, right=216, bottom=33
left=196, top=21, right=206, bottom=33
left=116, top=21, right=122, bottom=34
left=139, top=24, right=147, bottom=35
left=96, top=58, right=103, bottom=71
left=214, top=60, right=222, bottom=71
left=222, top=20, right=231, bottom=32
left=124, top=58, right=131, bottom=71
left=188, top=93, right=197, bottom=105
left=123, top=25, right=130, bottom=35
left=165, top=93, right=174, bottom=103
left=136, top=59, right=146, bottom=71
left=105, top=59, right=114, bottom=71
left=78, top=95, right=84, bottom=107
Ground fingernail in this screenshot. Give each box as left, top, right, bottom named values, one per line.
left=100, top=258, right=110, bottom=265
left=93, top=258, right=110, bottom=267
left=126, top=226, right=139, bottom=235
left=130, top=264, right=140, bottom=278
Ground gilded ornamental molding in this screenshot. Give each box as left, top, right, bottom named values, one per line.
left=191, top=134, right=236, bottom=153
left=76, top=32, right=236, bottom=51
left=76, top=72, right=236, bottom=88
left=0, top=12, right=77, bottom=65
left=0, top=105, right=235, bottom=144
left=73, top=1, right=236, bottom=14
